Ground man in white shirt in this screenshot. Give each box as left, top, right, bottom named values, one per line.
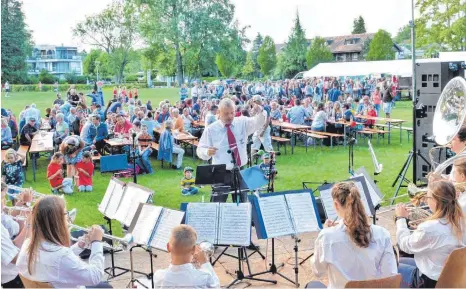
left=197, top=98, right=266, bottom=202
left=153, top=225, right=220, bottom=288
left=191, top=82, right=200, bottom=103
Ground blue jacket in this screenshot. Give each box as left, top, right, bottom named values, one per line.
left=216, top=85, right=224, bottom=97
left=87, top=93, right=102, bottom=106
left=95, top=122, right=108, bottom=142
left=158, top=130, right=174, bottom=163
left=157, top=113, right=170, bottom=123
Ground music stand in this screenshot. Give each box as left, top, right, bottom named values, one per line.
left=195, top=164, right=227, bottom=185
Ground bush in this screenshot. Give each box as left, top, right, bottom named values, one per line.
left=76, top=76, right=88, bottom=84
left=58, top=79, right=67, bottom=85
left=10, top=82, right=148, bottom=92
left=201, top=76, right=220, bottom=82
left=125, top=74, right=139, bottom=82
left=64, top=72, right=78, bottom=84
left=38, top=70, right=57, bottom=84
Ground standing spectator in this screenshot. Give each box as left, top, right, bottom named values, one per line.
left=68, top=88, right=80, bottom=106
left=54, top=81, right=59, bottom=92
left=4, top=81, right=10, bottom=97
left=146, top=100, right=153, bottom=111
left=158, top=120, right=184, bottom=170
left=382, top=81, right=393, bottom=118
left=180, top=83, right=189, bottom=101
left=75, top=151, right=94, bottom=192
left=216, top=81, right=224, bottom=99
left=1, top=118, right=13, bottom=149
left=7, top=112, right=18, bottom=139
left=372, top=87, right=381, bottom=116
left=191, top=82, right=200, bottom=103
left=24, top=103, right=41, bottom=126
left=328, top=82, right=342, bottom=103
left=1, top=149, right=24, bottom=204
left=38, top=81, right=42, bottom=91
left=133, top=87, right=139, bottom=99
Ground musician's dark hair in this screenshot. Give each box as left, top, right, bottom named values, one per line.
left=428, top=180, right=464, bottom=241
left=457, top=125, right=466, bottom=142
left=332, top=182, right=372, bottom=248
left=27, top=196, right=70, bottom=274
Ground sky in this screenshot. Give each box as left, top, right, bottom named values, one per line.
left=22, top=0, right=415, bottom=50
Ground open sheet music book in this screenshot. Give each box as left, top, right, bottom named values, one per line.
left=113, top=183, right=153, bottom=227
left=319, top=176, right=375, bottom=221
left=129, top=204, right=185, bottom=251
left=184, top=203, right=252, bottom=246
left=98, top=178, right=126, bottom=219
left=354, top=167, right=383, bottom=206
left=249, top=191, right=322, bottom=239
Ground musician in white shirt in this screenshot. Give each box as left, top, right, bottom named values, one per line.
left=1, top=183, right=31, bottom=288
left=196, top=98, right=266, bottom=202
left=309, top=182, right=397, bottom=288
left=153, top=224, right=220, bottom=288
left=395, top=180, right=466, bottom=288
left=17, top=195, right=109, bottom=288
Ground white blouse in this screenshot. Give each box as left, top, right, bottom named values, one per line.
left=17, top=239, right=105, bottom=288
left=311, top=222, right=397, bottom=288
left=396, top=218, right=466, bottom=280
left=153, top=263, right=220, bottom=288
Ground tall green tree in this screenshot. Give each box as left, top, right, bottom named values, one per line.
left=416, top=0, right=466, bottom=52
left=251, top=33, right=263, bottom=77
left=83, top=49, right=103, bottom=75
left=73, top=1, right=139, bottom=83
left=1, top=0, right=33, bottom=83
left=352, top=16, right=366, bottom=34
left=306, top=37, right=333, bottom=68
left=137, top=0, right=235, bottom=84
left=215, top=20, right=248, bottom=78
left=242, top=52, right=255, bottom=79
left=257, top=36, right=276, bottom=76
left=366, top=29, right=395, bottom=61
left=281, top=11, right=308, bottom=78
left=393, top=24, right=411, bottom=44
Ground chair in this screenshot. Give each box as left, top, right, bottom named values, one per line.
left=436, top=247, right=466, bottom=288
left=19, top=274, right=52, bottom=288
left=345, top=274, right=402, bottom=288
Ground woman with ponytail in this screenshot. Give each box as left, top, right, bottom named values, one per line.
left=396, top=180, right=466, bottom=288
left=309, top=182, right=397, bottom=288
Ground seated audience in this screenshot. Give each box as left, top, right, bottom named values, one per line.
left=76, top=151, right=94, bottom=192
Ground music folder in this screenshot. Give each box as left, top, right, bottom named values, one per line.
left=318, top=176, right=375, bottom=222
left=248, top=190, right=323, bottom=239
left=113, top=182, right=154, bottom=227
left=181, top=202, right=252, bottom=247
left=98, top=178, right=126, bottom=219
left=353, top=167, right=383, bottom=206
left=129, top=203, right=185, bottom=251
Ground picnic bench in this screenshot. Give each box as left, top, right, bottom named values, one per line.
left=271, top=136, right=290, bottom=155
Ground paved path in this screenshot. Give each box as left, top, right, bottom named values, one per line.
left=105, top=208, right=397, bottom=288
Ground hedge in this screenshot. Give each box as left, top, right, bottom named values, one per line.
left=10, top=83, right=148, bottom=92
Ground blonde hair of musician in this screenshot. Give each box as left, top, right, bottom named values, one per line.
left=426, top=181, right=464, bottom=241
left=331, top=182, right=372, bottom=248
left=453, top=158, right=466, bottom=183
left=26, top=195, right=70, bottom=274
left=167, top=225, right=197, bottom=264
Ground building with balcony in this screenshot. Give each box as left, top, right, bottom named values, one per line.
left=26, top=45, right=83, bottom=79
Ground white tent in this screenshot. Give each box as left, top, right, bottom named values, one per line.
left=302, top=59, right=413, bottom=78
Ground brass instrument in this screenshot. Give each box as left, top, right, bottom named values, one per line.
left=68, top=224, right=134, bottom=251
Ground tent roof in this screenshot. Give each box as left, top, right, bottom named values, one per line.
left=303, top=60, right=413, bottom=78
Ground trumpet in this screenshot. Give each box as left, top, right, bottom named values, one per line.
left=68, top=224, right=134, bottom=251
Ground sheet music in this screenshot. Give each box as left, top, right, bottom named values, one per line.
left=285, top=193, right=321, bottom=234
left=186, top=203, right=219, bottom=244
left=320, top=187, right=339, bottom=221
left=353, top=173, right=382, bottom=206
left=353, top=181, right=373, bottom=217
left=114, top=184, right=152, bottom=226
left=131, top=205, right=163, bottom=245
left=104, top=181, right=126, bottom=219
left=150, top=209, right=185, bottom=251
left=98, top=179, right=116, bottom=214
left=217, top=203, right=251, bottom=246
left=258, top=196, right=294, bottom=238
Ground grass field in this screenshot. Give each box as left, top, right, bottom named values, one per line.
left=1, top=88, right=414, bottom=234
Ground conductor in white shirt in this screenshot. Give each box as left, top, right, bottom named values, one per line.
left=153, top=224, right=220, bottom=288
left=17, top=195, right=110, bottom=288
left=309, top=182, right=397, bottom=288
left=197, top=98, right=266, bottom=202
left=395, top=180, right=466, bottom=288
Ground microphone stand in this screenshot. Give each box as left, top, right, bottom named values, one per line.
left=267, top=152, right=276, bottom=193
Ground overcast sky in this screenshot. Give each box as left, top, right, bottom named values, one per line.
left=22, top=0, right=415, bottom=50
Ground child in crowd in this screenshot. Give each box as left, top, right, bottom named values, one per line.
left=47, top=152, right=73, bottom=194
left=180, top=166, right=198, bottom=196
left=343, top=103, right=354, bottom=122
left=1, top=149, right=25, bottom=204
left=75, top=151, right=94, bottom=192
left=365, top=104, right=377, bottom=128
left=259, top=153, right=277, bottom=180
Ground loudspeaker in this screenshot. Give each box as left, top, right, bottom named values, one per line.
left=414, top=61, right=465, bottom=182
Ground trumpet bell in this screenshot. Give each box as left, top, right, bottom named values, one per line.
left=433, top=77, right=466, bottom=146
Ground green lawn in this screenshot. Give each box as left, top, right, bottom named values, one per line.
left=1, top=88, right=414, bottom=234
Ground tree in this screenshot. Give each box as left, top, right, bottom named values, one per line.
left=257, top=36, right=277, bottom=76
left=242, top=52, right=255, bottom=79
left=394, top=24, right=411, bottom=44
left=352, top=16, right=366, bottom=34
left=73, top=1, right=139, bottom=83
left=137, top=0, right=236, bottom=84
left=306, top=37, right=333, bottom=69
left=1, top=0, right=33, bottom=83
left=281, top=11, right=308, bottom=78
left=366, top=29, right=395, bottom=61
left=214, top=20, right=248, bottom=78
left=251, top=33, right=263, bottom=77
left=416, top=0, right=466, bottom=51
left=83, top=49, right=103, bottom=75
left=39, top=69, right=56, bottom=84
